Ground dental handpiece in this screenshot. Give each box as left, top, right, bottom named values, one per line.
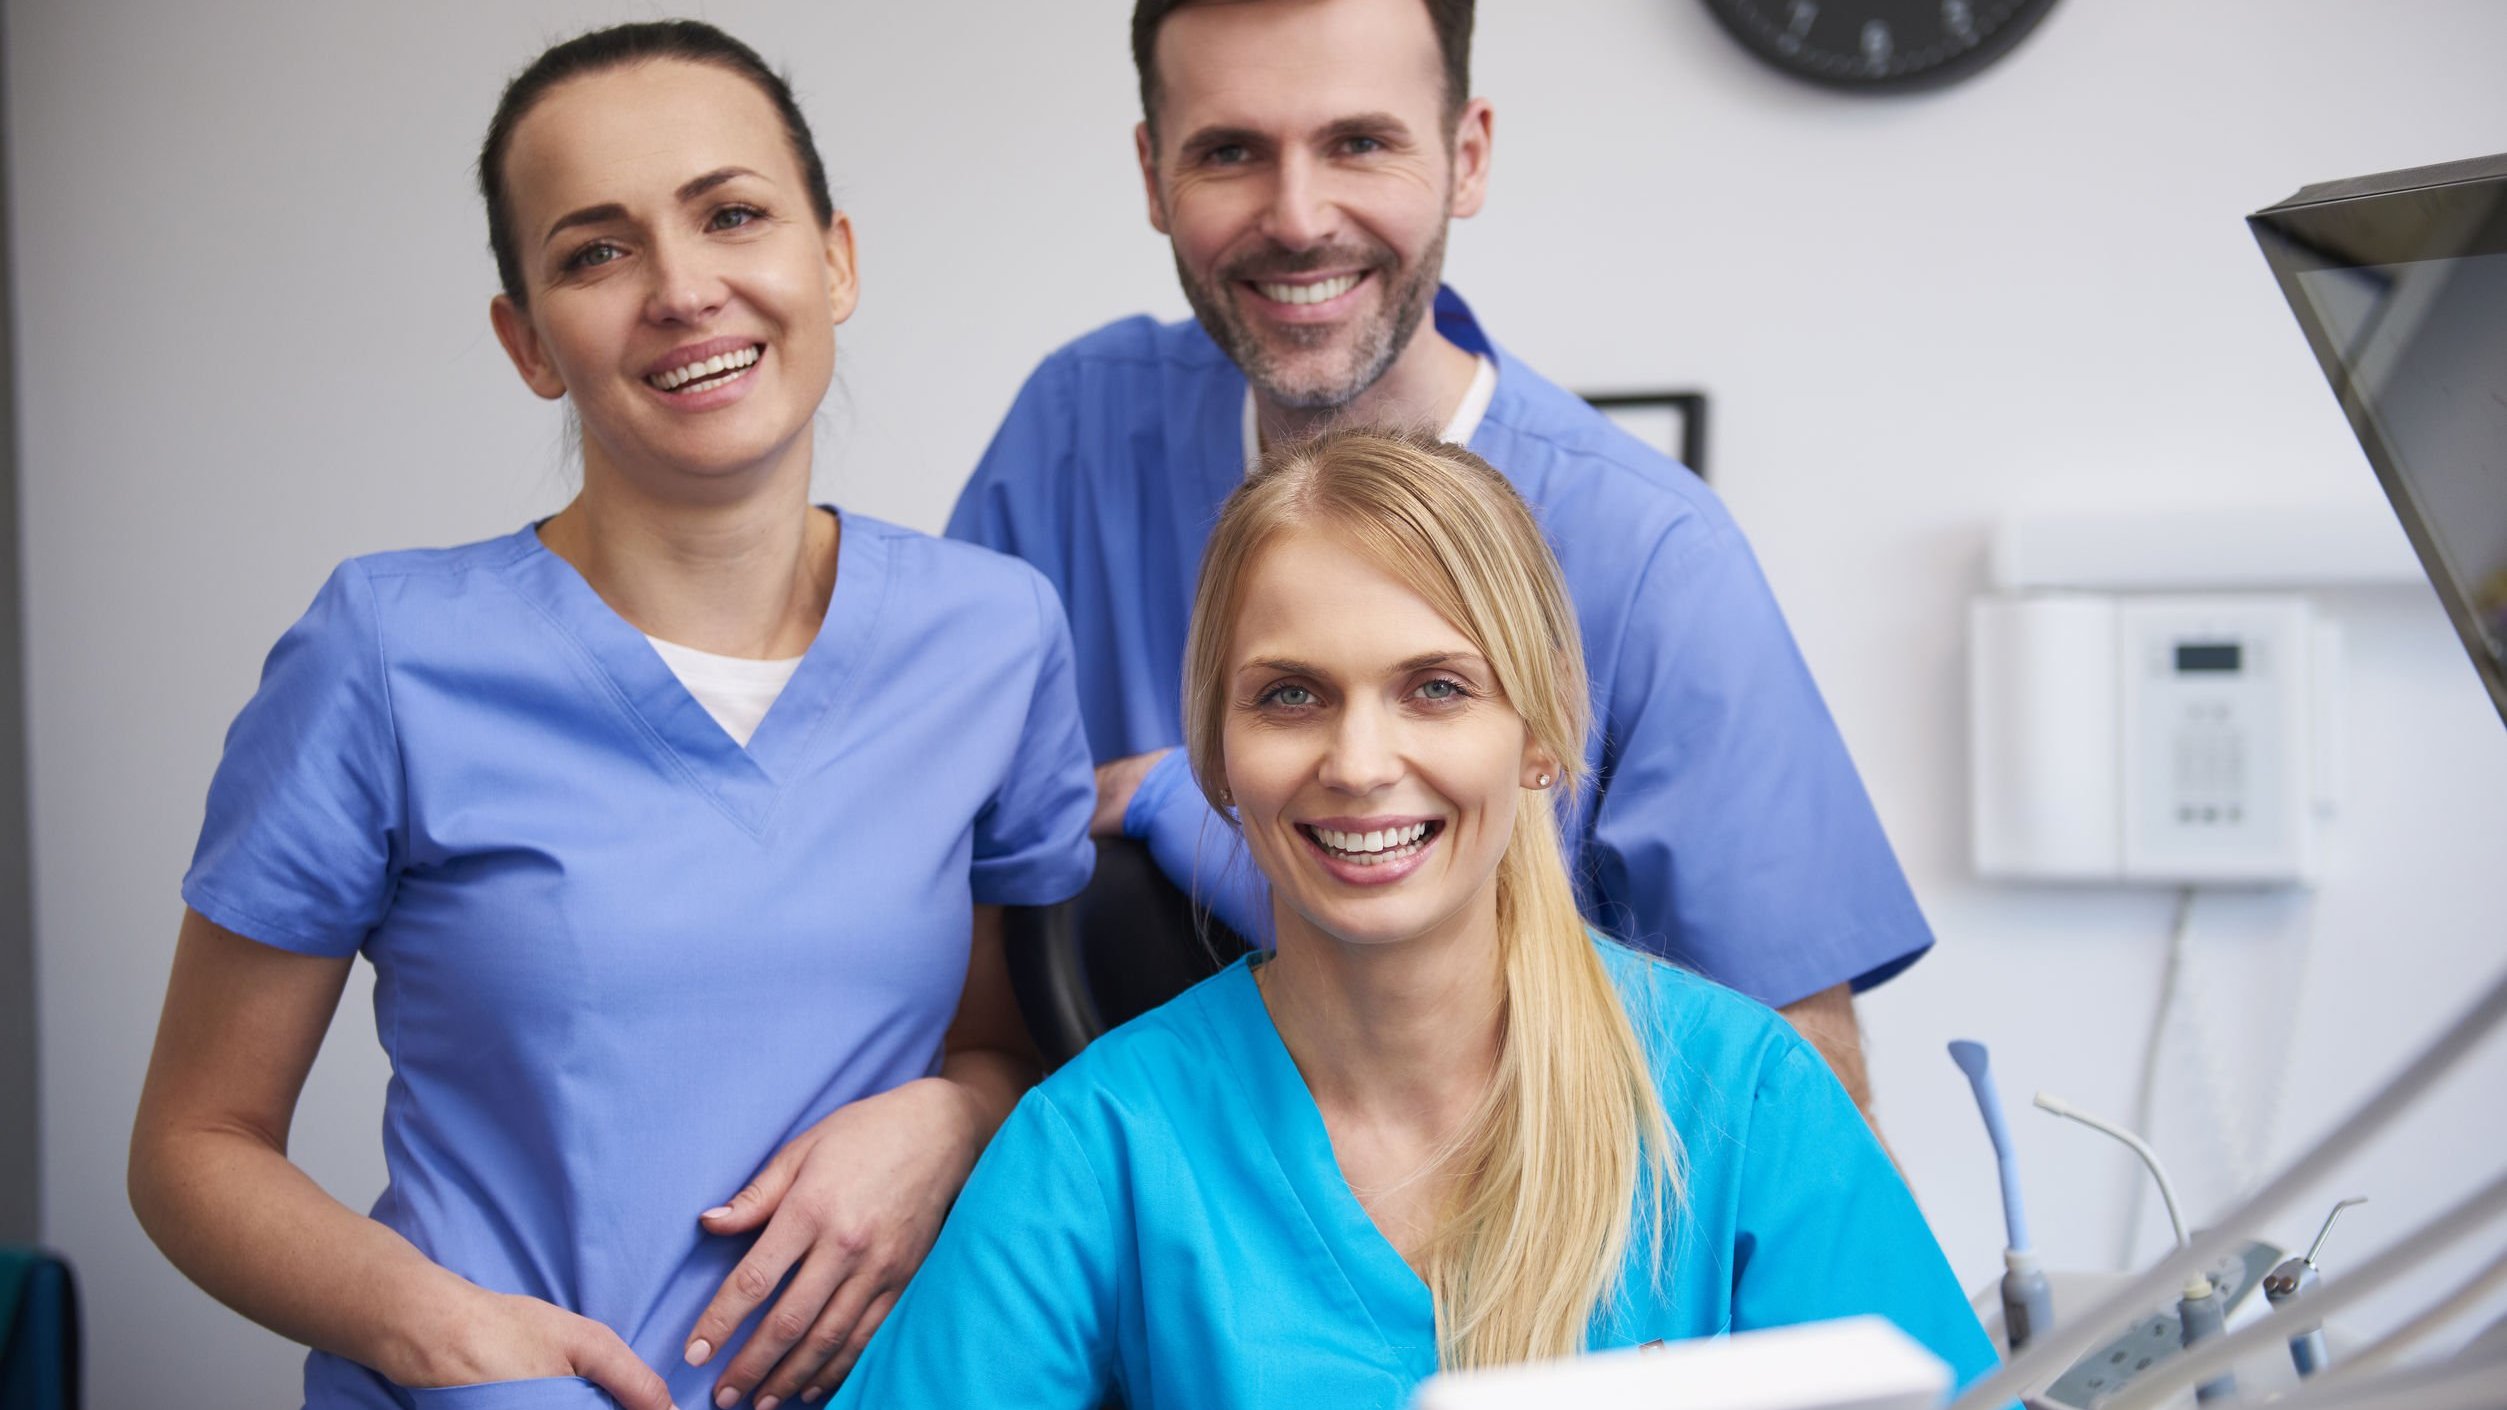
left=2263, top=1196, right=2366, bottom=1378
left=2034, top=1091, right=2238, bottom=1401
left=1947, top=1041, right=2053, bottom=1349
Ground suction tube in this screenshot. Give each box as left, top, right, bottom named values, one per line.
left=1948, top=1041, right=2054, bottom=1349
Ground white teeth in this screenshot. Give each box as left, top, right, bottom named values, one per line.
left=650, top=345, right=760, bottom=391
left=1313, top=822, right=1431, bottom=856
left=1255, top=273, right=1360, bottom=306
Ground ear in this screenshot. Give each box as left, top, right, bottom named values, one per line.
left=1521, top=731, right=1555, bottom=791
left=1135, top=121, right=1171, bottom=236
left=1447, top=97, right=1495, bottom=220
left=489, top=294, right=568, bottom=401
left=820, top=212, right=861, bottom=325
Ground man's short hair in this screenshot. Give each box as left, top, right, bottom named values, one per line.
left=1131, top=0, right=1475, bottom=144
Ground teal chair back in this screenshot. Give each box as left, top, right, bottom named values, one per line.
left=0, top=1245, right=79, bottom=1410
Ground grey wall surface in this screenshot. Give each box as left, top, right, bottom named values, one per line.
left=8, top=1, right=2507, bottom=1404
left=0, top=0, right=41, bottom=1249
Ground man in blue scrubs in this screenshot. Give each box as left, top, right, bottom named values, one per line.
left=949, top=0, right=1927, bottom=1115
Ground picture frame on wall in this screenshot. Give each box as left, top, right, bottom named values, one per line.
left=1581, top=389, right=1711, bottom=481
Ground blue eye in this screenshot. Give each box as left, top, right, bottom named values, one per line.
left=1260, top=683, right=1316, bottom=709
left=708, top=204, right=762, bottom=231
left=1417, top=678, right=1468, bottom=702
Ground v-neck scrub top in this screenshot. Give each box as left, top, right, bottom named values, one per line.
left=833, top=942, right=1999, bottom=1409
left=181, top=513, right=1097, bottom=1409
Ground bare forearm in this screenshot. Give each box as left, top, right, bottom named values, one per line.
left=1777, top=982, right=1882, bottom=1137
left=130, top=1124, right=474, bottom=1385
left=935, top=1046, right=1041, bottom=1148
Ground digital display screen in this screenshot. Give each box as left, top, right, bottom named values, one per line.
left=2176, top=643, right=2243, bottom=674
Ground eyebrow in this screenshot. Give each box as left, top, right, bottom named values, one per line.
left=1319, top=112, right=1413, bottom=145
left=1176, top=123, right=1267, bottom=157
left=538, top=166, right=768, bottom=247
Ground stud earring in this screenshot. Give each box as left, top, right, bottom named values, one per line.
left=1536, top=773, right=1553, bottom=789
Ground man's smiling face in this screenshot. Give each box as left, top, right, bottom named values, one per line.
left=1137, top=0, right=1485, bottom=411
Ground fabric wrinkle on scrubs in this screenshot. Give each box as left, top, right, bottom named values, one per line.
left=181, top=511, right=1097, bottom=1410
left=948, top=287, right=1932, bottom=1008
left=830, top=939, right=2001, bottom=1409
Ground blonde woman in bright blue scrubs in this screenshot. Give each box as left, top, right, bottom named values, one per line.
left=126, top=22, right=1093, bottom=1410
left=835, top=429, right=1997, bottom=1407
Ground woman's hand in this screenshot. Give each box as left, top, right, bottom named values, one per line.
left=682, top=1076, right=984, bottom=1407
left=411, top=1289, right=672, bottom=1410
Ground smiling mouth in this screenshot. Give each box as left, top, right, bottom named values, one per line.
left=1299, top=820, right=1441, bottom=866
left=646, top=344, right=763, bottom=394
left=1249, top=272, right=1364, bottom=306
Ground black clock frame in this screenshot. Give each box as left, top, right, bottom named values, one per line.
left=1701, top=0, right=2061, bottom=93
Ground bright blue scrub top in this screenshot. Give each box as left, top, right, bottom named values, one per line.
left=835, top=941, right=1997, bottom=1408
left=181, top=513, right=1097, bottom=1410
left=948, top=288, right=1931, bottom=1007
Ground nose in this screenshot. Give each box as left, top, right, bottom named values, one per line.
left=1257, top=148, right=1339, bottom=252
left=642, top=232, right=728, bottom=325
left=1317, top=698, right=1402, bottom=797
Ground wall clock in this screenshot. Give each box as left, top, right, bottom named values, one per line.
left=1702, top=0, right=2061, bottom=92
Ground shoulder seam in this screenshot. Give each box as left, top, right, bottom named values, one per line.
left=1029, top=1090, right=1122, bottom=1294
left=342, top=561, right=412, bottom=867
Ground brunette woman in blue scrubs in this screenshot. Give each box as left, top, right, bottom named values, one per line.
left=126, top=23, right=1093, bottom=1410
left=834, top=430, right=1998, bottom=1408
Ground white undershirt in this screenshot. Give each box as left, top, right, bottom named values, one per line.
left=644, top=635, right=804, bottom=748
left=1240, top=354, right=1498, bottom=472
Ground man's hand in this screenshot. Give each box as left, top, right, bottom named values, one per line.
left=1778, top=982, right=1887, bottom=1146
left=1090, top=749, right=1171, bottom=837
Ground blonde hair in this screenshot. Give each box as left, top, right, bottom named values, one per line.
left=1181, top=426, right=1682, bottom=1369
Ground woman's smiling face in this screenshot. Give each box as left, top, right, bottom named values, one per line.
left=488, top=59, right=856, bottom=489
left=1222, top=523, right=1547, bottom=951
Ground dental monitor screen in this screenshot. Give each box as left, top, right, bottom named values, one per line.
left=2253, top=154, right=2507, bottom=726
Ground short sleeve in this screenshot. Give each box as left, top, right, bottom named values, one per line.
left=1731, top=1040, right=2000, bottom=1390
left=1590, top=526, right=1932, bottom=1006
left=181, top=561, right=405, bottom=957
left=968, top=570, right=1097, bottom=906
left=1125, top=749, right=1271, bottom=942
left=832, top=1090, right=1121, bottom=1409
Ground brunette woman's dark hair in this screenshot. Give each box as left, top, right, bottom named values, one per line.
left=478, top=20, right=835, bottom=304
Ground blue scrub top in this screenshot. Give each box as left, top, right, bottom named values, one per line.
left=182, top=512, right=1096, bottom=1409
left=834, top=940, right=1999, bottom=1409
left=948, top=288, right=1931, bottom=1007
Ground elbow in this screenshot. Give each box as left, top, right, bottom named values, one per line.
left=125, top=1104, right=241, bottom=1257
left=126, top=1111, right=178, bottom=1252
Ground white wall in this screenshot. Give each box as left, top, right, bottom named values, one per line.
left=10, top=1, right=2505, bottom=1403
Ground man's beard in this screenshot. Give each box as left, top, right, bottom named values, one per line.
left=1176, top=224, right=1447, bottom=413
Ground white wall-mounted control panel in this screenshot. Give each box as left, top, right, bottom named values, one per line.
left=1971, top=593, right=2333, bottom=886
left=2117, top=598, right=2314, bottom=881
